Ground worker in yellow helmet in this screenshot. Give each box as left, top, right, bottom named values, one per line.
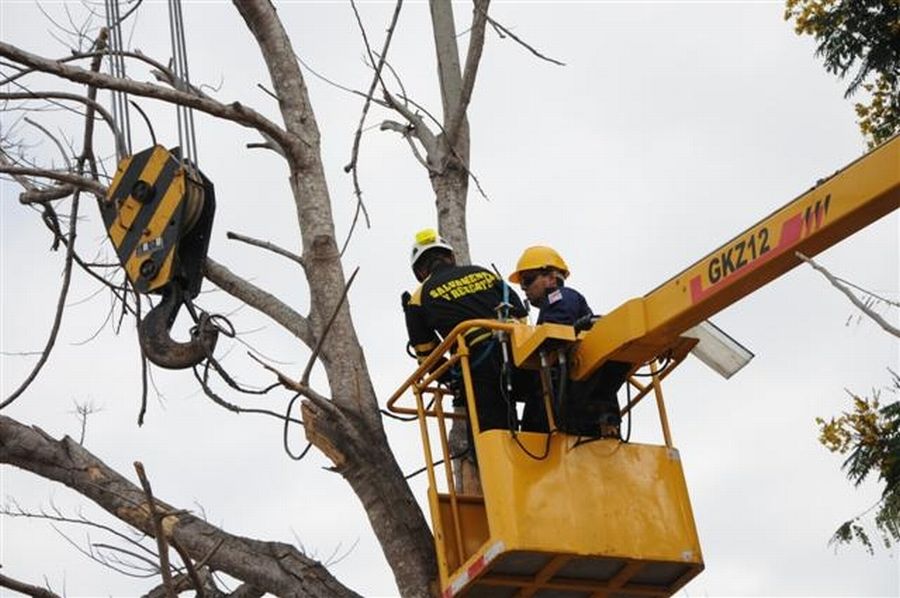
left=509, top=246, right=592, bottom=327
left=510, top=246, right=624, bottom=438
left=402, top=228, right=529, bottom=432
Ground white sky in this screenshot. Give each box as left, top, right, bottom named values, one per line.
left=1, top=1, right=898, bottom=596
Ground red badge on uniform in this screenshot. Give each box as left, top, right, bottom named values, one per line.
left=547, top=289, right=562, bottom=304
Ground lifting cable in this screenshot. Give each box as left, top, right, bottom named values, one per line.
left=102, top=1, right=226, bottom=376
left=104, top=0, right=132, bottom=159
left=104, top=0, right=197, bottom=164
left=167, top=0, right=198, bottom=167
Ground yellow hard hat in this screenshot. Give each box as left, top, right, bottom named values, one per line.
left=410, top=228, right=454, bottom=269
left=509, top=246, right=569, bottom=283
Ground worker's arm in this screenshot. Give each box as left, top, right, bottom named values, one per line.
left=402, top=288, right=441, bottom=364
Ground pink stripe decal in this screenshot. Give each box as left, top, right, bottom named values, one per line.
left=689, top=213, right=804, bottom=304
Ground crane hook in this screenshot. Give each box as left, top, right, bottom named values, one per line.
left=139, top=284, right=218, bottom=369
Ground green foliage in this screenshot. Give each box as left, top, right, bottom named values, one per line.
left=784, top=0, right=900, bottom=146
left=816, top=371, right=900, bottom=552
left=854, top=73, right=900, bottom=147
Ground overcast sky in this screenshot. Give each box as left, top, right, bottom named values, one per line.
left=1, top=1, right=898, bottom=596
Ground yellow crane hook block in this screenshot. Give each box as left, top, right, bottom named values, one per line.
left=101, top=144, right=213, bottom=296
left=100, top=145, right=218, bottom=369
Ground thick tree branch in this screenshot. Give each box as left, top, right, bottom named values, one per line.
left=382, top=91, right=441, bottom=161
left=230, top=0, right=316, bottom=164
left=0, top=41, right=294, bottom=156
left=429, top=0, right=465, bottom=128
left=204, top=258, right=313, bottom=348
left=0, top=415, right=360, bottom=597
left=0, top=569, right=62, bottom=598
left=0, top=164, right=105, bottom=198
left=446, top=0, right=489, bottom=143
left=19, top=183, right=76, bottom=204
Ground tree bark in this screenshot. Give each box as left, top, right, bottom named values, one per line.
left=232, top=1, right=438, bottom=593
left=0, top=415, right=358, bottom=597
left=428, top=0, right=472, bottom=265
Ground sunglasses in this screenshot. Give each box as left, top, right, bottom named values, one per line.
left=520, top=271, right=543, bottom=289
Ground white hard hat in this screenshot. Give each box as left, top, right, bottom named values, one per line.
left=410, top=228, right=454, bottom=270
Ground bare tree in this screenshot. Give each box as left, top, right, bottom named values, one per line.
left=0, top=0, right=555, bottom=594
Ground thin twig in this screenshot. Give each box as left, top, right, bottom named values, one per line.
left=0, top=193, right=79, bottom=410
left=374, top=51, right=408, bottom=102
left=797, top=252, right=900, bottom=338
left=91, top=542, right=164, bottom=572
left=2, top=91, right=122, bottom=152
left=134, top=462, right=176, bottom=598
left=23, top=116, right=72, bottom=170
left=485, top=14, right=566, bottom=66
left=301, top=267, right=359, bottom=386
left=247, top=354, right=329, bottom=404
left=226, top=231, right=304, bottom=267
left=138, top=294, right=150, bottom=426
left=51, top=524, right=158, bottom=578
left=70, top=399, right=101, bottom=445
left=2, top=501, right=158, bottom=560
left=341, top=0, right=405, bottom=256
left=831, top=275, right=900, bottom=308
left=192, top=362, right=303, bottom=424
left=170, top=537, right=206, bottom=598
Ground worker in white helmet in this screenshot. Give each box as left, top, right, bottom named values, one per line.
left=402, top=228, right=530, bottom=433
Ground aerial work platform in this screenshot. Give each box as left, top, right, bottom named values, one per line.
left=388, top=134, right=899, bottom=597
left=438, top=432, right=702, bottom=597
left=389, top=320, right=704, bottom=597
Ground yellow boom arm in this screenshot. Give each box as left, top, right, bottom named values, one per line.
left=571, top=135, right=900, bottom=380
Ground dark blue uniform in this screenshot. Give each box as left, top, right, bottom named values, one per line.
left=534, top=284, right=624, bottom=437
left=536, top=286, right=591, bottom=325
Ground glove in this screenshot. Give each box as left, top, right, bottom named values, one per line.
left=401, top=291, right=411, bottom=312
left=573, top=314, right=596, bottom=332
